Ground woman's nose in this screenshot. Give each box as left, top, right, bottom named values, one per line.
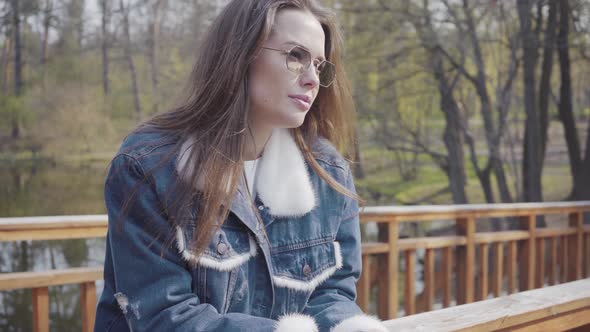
left=300, top=65, right=320, bottom=88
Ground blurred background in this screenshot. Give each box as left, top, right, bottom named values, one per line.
left=0, top=0, right=589, bottom=330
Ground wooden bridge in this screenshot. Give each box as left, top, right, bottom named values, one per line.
left=1, top=201, right=589, bottom=331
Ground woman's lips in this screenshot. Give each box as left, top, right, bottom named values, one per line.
left=289, top=95, right=311, bottom=110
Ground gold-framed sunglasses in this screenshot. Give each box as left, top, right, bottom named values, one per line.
left=261, top=45, right=336, bottom=87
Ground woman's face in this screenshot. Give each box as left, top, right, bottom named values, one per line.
left=248, top=9, right=325, bottom=132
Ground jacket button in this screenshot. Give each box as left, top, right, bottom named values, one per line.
left=302, top=264, right=312, bottom=277
left=217, top=242, right=228, bottom=255
left=258, top=205, right=264, bottom=211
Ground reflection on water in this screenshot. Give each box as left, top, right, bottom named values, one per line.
left=0, top=160, right=109, bottom=331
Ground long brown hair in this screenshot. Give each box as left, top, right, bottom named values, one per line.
left=131, top=0, right=360, bottom=259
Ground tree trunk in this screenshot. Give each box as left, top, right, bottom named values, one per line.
left=518, top=0, right=543, bottom=205
left=11, top=0, right=22, bottom=139
left=556, top=0, right=587, bottom=201
left=41, top=0, right=53, bottom=89
left=100, top=0, right=111, bottom=96
left=538, top=0, right=558, bottom=165
left=149, top=0, right=166, bottom=114
left=120, top=0, right=142, bottom=121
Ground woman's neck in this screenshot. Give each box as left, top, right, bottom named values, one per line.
left=243, top=123, right=273, bottom=161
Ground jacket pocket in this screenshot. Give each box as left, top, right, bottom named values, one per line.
left=175, top=223, right=257, bottom=313
left=271, top=239, right=343, bottom=313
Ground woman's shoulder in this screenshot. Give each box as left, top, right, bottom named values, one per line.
left=116, top=127, right=179, bottom=161
left=310, top=136, right=350, bottom=171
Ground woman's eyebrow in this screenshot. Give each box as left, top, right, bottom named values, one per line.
left=282, top=41, right=326, bottom=61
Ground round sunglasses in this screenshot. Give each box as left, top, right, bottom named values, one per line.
left=261, top=45, right=336, bottom=87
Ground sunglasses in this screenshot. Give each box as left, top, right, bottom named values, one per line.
left=261, top=45, right=336, bottom=87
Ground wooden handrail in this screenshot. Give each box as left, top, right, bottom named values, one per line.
left=361, top=201, right=590, bottom=222
left=383, top=278, right=590, bottom=331
left=1, top=200, right=590, bottom=328
left=0, top=267, right=103, bottom=332
left=0, top=267, right=103, bottom=291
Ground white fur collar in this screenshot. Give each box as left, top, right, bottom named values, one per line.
left=176, top=128, right=316, bottom=217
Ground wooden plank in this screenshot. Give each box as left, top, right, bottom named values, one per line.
left=535, top=238, right=545, bottom=288
left=506, top=307, right=590, bottom=332
left=398, top=236, right=466, bottom=250
left=456, top=217, right=475, bottom=304
left=382, top=279, right=590, bottom=332
left=561, top=236, right=568, bottom=283
left=0, top=267, right=103, bottom=291
left=361, top=201, right=590, bottom=223
left=81, top=282, right=97, bottom=332
left=518, top=215, right=536, bottom=291
left=549, top=237, right=558, bottom=285
left=32, top=287, right=49, bottom=332
left=568, top=212, right=583, bottom=281
left=492, top=242, right=503, bottom=297
left=535, top=227, right=576, bottom=238
left=361, top=242, right=389, bottom=255
left=424, top=248, right=435, bottom=311
left=0, top=215, right=107, bottom=230
left=441, top=246, right=453, bottom=308
left=404, top=250, right=415, bottom=316
left=474, top=231, right=529, bottom=244
left=507, top=240, right=517, bottom=294
left=0, top=227, right=107, bottom=242
left=377, top=224, right=389, bottom=320
left=387, top=221, right=399, bottom=319
left=478, top=243, right=489, bottom=301
left=356, top=254, right=370, bottom=312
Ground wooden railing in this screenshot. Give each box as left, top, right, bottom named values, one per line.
left=357, top=201, right=590, bottom=320
left=1, top=201, right=590, bottom=331
left=382, top=278, right=590, bottom=331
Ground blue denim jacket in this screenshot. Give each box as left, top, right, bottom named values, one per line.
left=95, top=129, right=386, bottom=332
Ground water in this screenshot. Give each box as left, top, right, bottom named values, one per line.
left=0, top=159, right=109, bottom=332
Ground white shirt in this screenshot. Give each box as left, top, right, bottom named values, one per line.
left=243, top=157, right=261, bottom=198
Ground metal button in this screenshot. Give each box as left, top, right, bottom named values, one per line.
left=258, top=205, right=264, bottom=211
left=217, top=242, right=228, bottom=255
left=302, top=264, right=312, bottom=277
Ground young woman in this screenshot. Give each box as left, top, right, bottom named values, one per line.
left=95, top=0, right=387, bottom=331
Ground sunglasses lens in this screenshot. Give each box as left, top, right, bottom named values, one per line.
left=318, top=61, right=335, bottom=87
left=286, top=46, right=310, bottom=74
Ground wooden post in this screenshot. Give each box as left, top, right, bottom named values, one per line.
left=441, top=246, right=453, bottom=308
left=478, top=243, right=489, bottom=301
left=376, top=224, right=389, bottom=319
left=561, top=236, right=568, bottom=283
left=377, top=220, right=399, bottom=319
left=456, top=217, right=475, bottom=304
left=549, top=236, right=558, bottom=285
left=81, top=281, right=97, bottom=332
left=586, top=234, right=590, bottom=278
left=507, top=240, right=517, bottom=294
left=424, top=248, right=435, bottom=311
left=518, top=214, right=536, bottom=291
left=404, top=250, right=415, bottom=316
left=536, top=238, right=545, bottom=288
left=356, top=254, right=371, bottom=312
left=387, top=220, right=399, bottom=319
left=492, top=242, right=503, bottom=297
left=568, top=212, right=583, bottom=281
left=32, top=287, right=49, bottom=332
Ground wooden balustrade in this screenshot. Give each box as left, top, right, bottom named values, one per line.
left=356, top=201, right=590, bottom=320
left=0, top=267, right=103, bottom=332
left=1, top=201, right=590, bottom=330
left=383, top=278, right=590, bottom=331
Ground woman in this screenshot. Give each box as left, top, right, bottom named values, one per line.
left=95, top=0, right=387, bottom=331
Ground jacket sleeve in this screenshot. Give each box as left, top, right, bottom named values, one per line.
left=103, top=154, right=313, bottom=332
left=302, top=165, right=387, bottom=332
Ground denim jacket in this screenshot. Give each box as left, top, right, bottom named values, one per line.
left=95, top=128, right=387, bottom=332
